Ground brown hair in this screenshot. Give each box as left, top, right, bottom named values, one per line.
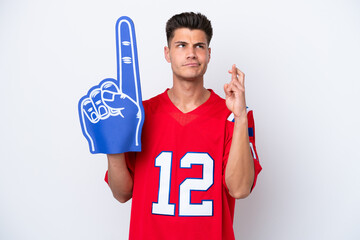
left=166, top=12, right=213, bottom=45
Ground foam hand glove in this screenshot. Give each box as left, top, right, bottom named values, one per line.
left=78, top=16, right=144, bottom=154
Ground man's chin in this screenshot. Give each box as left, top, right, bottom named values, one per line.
left=181, top=76, right=203, bottom=82
left=182, top=71, right=205, bottom=80
left=173, top=69, right=206, bottom=82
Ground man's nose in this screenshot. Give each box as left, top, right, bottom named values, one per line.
left=186, top=47, right=197, bottom=59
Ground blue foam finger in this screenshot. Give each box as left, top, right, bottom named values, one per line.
left=78, top=16, right=145, bottom=154
left=116, top=17, right=142, bottom=104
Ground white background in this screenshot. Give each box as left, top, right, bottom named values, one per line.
left=1, top=0, right=359, bottom=239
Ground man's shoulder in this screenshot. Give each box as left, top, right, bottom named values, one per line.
left=142, top=89, right=168, bottom=111
left=207, top=89, right=231, bottom=116
left=208, top=89, right=226, bottom=104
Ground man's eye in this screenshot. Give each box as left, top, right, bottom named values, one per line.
left=196, top=45, right=205, bottom=49
left=178, top=44, right=185, bottom=48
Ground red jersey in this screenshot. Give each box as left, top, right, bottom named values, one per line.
left=106, top=89, right=261, bottom=239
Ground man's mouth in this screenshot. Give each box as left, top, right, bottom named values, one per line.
left=184, top=63, right=200, bottom=67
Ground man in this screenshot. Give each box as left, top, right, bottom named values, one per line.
left=105, top=12, right=262, bottom=239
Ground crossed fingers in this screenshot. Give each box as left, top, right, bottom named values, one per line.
left=224, top=64, right=245, bottom=97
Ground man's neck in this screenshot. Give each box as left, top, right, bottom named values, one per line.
left=167, top=79, right=211, bottom=113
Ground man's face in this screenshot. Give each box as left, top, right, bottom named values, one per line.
left=165, top=28, right=211, bottom=82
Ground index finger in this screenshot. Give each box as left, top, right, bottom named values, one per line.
left=229, top=64, right=245, bottom=83
left=115, top=16, right=142, bottom=104
left=231, top=64, right=237, bottom=80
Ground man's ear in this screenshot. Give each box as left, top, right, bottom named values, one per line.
left=208, top=47, right=211, bottom=63
left=164, top=46, right=171, bottom=63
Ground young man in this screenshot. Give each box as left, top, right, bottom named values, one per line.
left=105, top=12, right=262, bottom=239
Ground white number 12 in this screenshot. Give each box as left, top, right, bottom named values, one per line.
left=152, top=152, right=214, bottom=217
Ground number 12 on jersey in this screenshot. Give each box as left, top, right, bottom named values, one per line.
left=152, top=152, right=214, bottom=217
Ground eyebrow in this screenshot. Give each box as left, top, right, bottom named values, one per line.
left=174, top=41, right=207, bottom=46
left=174, top=41, right=188, bottom=45
left=194, top=42, right=207, bottom=47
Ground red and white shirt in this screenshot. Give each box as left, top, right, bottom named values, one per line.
left=105, top=89, right=262, bottom=240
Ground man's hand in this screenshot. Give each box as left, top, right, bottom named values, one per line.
left=224, top=64, right=256, bottom=199
left=78, top=17, right=144, bottom=154
left=224, top=64, right=247, bottom=119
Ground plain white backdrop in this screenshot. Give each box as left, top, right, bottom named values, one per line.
left=1, top=0, right=359, bottom=239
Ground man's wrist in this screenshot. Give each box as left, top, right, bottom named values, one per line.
left=233, top=110, right=248, bottom=122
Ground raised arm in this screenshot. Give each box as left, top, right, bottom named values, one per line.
left=224, top=65, right=255, bottom=199
left=107, top=153, right=133, bottom=203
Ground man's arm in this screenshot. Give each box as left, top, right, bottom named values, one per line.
left=224, top=64, right=255, bottom=199
left=107, top=153, right=134, bottom=203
